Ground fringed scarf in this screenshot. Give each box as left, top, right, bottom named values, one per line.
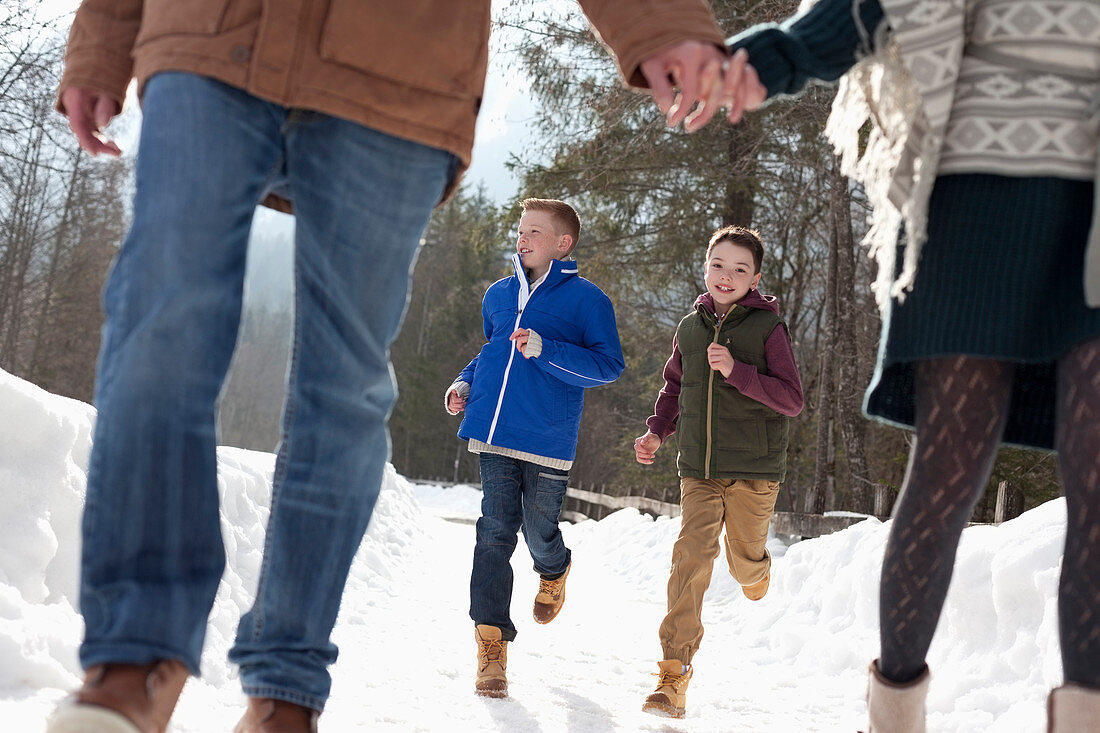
left=819, top=0, right=1100, bottom=309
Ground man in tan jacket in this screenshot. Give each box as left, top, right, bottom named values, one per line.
left=47, top=2, right=753, bottom=732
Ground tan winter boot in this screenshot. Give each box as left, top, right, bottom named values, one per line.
left=46, top=660, right=189, bottom=733
left=234, top=697, right=319, bottom=733
left=533, top=562, right=571, bottom=624
left=742, top=573, right=770, bottom=601
left=641, top=659, right=692, bottom=719
left=1047, top=684, right=1100, bottom=732
left=865, top=659, right=930, bottom=733
left=474, top=624, right=508, bottom=698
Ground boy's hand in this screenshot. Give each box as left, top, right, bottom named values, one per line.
left=634, top=431, right=662, bottom=465
left=446, top=389, right=467, bottom=414
left=707, top=343, right=734, bottom=378
left=510, top=328, right=531, bottom=358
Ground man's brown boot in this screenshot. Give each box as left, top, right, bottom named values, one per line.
left=234, top=698, right=319, bottom=733
left=474, top=624, right=508, bottom=698
left=46, top=660, right=189, bottom=733
left=532, top=562, right=571, bottom=624
left=642, top=659, right=692, bottom=719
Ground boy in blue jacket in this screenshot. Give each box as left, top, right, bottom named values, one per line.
left=445, top=198, right=624, bottom=698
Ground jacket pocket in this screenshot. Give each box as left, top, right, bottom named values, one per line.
left=134, top=0, right=232, bottom=46
left=319, top=0, right=490, bottom=99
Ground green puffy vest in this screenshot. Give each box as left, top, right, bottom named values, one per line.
left=675, top=303, right=790, bottom=481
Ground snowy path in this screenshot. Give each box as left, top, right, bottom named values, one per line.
left=295, top=499, right=867, bottom=732
left=331, top=516, right=848, bottom=732
left=0, top=368, right=1067, bottom=732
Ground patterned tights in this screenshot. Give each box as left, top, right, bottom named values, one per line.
left=878, top=341, right=1100, bottom=687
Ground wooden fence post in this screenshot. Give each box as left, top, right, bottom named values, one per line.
left=873, top=484, right=894, bottom=518
left=994, top=481, right=1025, bottom=524
left=995, top=481, right=1008, bottom=524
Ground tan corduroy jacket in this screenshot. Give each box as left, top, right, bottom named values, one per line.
left=59, top=0, right=725, bottom=204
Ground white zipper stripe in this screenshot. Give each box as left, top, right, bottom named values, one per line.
left=487, top=310, right=521, bottom=444
left=487, top=254, right=529, bottom=444
left=546, top=361, right=615, bottom=384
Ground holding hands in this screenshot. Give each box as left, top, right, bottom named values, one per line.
left=639, top=43, right=766, bottom=132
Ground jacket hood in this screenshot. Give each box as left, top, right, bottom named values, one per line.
left=694, top=288, right=780, bottom=316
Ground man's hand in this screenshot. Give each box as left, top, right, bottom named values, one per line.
left=634, top=431, right=662, bottom=465
left=510, top=328, right=532, bottom=358
left=446, top=389, right=467, bottom=414
left=640, top=40, right=728, bottom=131
left=707, top=343, right=735, bottom=378
left=59, top=87, right=122, bottom=157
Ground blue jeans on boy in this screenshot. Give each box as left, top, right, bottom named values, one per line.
left=78, top=72, right=456, bottom=712
left=469, top=453, right=572, bottom=640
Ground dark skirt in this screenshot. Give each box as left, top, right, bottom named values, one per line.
left=864, top=173, right=1099, bottom=450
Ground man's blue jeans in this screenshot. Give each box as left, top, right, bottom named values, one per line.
left=469, top=453, right=572, bottom=640
left=79, top=72, right=456, bottom=711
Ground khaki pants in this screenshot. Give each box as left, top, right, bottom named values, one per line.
left=659, top=477, right=780, bottom=664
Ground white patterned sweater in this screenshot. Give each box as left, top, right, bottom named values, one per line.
left=825, top=0, right=1100, bottom=305
left=939, top=0, right=1099, bottom=179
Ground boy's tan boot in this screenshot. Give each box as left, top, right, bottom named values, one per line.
left=233, top=697, right=320, bottom=733
left=742, top=573, right=769, bottom=601
left=1047, top=684, right=1100, bottom=732
left=641, top=659, right=692, bottom=718
left=865, top=659, right=929, bottom=733
left=474, top=624, right=508, bottom=698
left=46, top=660, right=189, bottom=733
left=533, top=562, right=570, bottom=624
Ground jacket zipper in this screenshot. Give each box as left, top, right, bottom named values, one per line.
left=487, top=254, right=534, bottom=444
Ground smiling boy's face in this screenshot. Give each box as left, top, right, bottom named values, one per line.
left=704, top=240, right=761, bottom=315
left=516, top=210, right=571, bottom=280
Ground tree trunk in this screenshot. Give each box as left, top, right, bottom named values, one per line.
left=810, top=176, right=840, bottom=515
left=722, top=118, right=759, bottom=226
left=28, top=152, right=82, bottom=377
left=830, top=164, right=874, bottom=513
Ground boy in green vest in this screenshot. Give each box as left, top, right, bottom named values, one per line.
left=633, top=225, right=803, bottom=718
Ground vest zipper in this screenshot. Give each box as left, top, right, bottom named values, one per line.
left=704, top=315, right=722, bottom=479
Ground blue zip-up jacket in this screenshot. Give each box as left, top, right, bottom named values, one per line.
left=456, top=254, right=625, bottom=461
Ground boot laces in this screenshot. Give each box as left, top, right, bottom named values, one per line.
left=653, top=670, right=687, bottom=691
left=479, top=638, right=506, bottom=664
left=538, top=576, right=564, bottom=598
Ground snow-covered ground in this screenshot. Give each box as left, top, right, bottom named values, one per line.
left=0, top=368, right=1067, bottom=731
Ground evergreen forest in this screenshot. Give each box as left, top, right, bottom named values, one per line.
left=0, top=0, right=1059, bottom=521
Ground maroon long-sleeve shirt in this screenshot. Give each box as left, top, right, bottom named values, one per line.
left=646, top=290, right=804, bottom=443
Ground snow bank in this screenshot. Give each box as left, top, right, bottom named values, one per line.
left=0, top=368, right=422, bottom=694
left=0, top=367, right=1070, bottom=731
